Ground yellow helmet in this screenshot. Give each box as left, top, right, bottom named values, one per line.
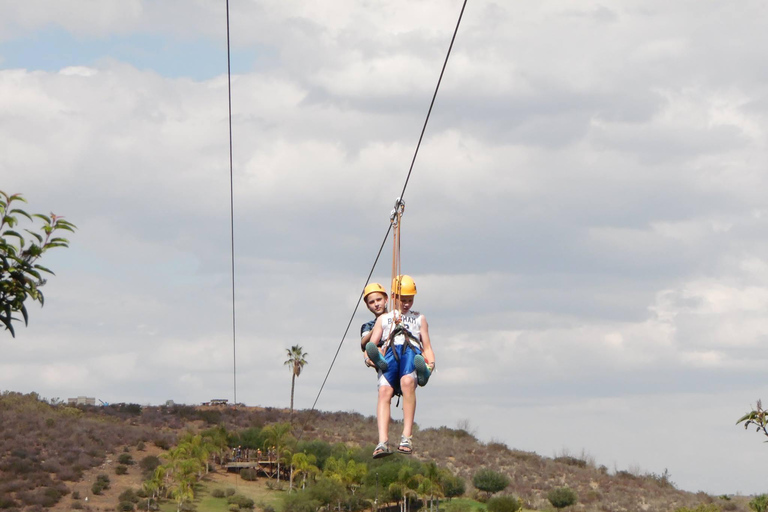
left=392, top=275, right=417, bottom=296
left=363, top=283, right=388, bottom=300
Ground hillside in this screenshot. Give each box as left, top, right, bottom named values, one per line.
left=0, top=392, right=748, bottom=512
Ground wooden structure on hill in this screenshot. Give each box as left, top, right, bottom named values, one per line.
left=224, top=459, right=286, bottom=479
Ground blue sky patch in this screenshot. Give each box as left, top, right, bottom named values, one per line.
left=0, top=27, right=276, bottom=79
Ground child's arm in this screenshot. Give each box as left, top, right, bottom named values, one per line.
left=419, top=315, right=435, bottom=368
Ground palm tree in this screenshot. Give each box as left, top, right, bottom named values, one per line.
left=263, top=422, right=294, bottom=484
left=284, top=345, right=308, bottom=413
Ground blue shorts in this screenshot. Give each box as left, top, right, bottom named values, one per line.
left=378, top=343, right=421, bottom=394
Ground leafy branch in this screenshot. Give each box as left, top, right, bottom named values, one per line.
left=1, top=190, right=76, bottom=337
left=736, top=399, right=768, bottom=442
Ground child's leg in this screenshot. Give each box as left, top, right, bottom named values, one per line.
left=400, top=375, right=416, bottom=438
left=377, top=384, right=395, bottom=443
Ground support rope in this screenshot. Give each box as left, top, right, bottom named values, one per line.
left=305, top=0, right=469, bottom=419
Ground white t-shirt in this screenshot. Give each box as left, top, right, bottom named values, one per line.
left=380, top=310, right=422, bottom=346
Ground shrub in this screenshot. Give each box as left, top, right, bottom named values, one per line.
left=92, top=482, right=105, bottom=495
left=751, top=495, right=768, bottom=512
left=553, top=456, right=586, bottom=468
left=547, top=487, right=577, bottom=509
left=472, top=469, right=510, bottom=498
left=225, top=488, right=236, bottom=497
left=154, top=438, right=170, bottom=450
left=119, top=501, right=135, bottom=512
left=118, top=454, right=135, bottom=465
left=442, top=474, right=466, bottom=500
left=227, top=495, right=255, bottom=509
left=139, top=456, right=161, bottom=477
left=0, top=496, right=18, bottom=509
left=119, top=489, right=139, bottom=504
left=72, top=491, right=80, bottom=500
left=96, top=474, right=111, bottom=487
left=72, top=501, right=84, bottom=510
left=212, top=489, right=226, bottom=498
left=137, top=441, right=146, bottom=451
left=229, top=506, right=240, bottom=512
left=240, top=468, right=258, bottom=481
left=116, top=464, right=128, bottom=475
left=487, top=495, right=522, bottom=512
left=180, top=502, right=197, bottom=512
left=674, top=506, right=721, bottom=512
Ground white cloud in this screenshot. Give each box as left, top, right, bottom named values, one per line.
left=2, top=0, right=768, bottom=495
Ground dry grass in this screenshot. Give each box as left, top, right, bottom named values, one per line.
left=1, top=392, right=748, bottom=512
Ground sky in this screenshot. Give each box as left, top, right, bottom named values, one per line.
left=1, top=0, right=767, bottom=496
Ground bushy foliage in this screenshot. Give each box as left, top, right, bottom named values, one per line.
left=442, top=474, right=466, bottom=499
left=547, top=487, right=578, bottom=509
left=211, top=489, right=226, bottom=499
left=738, top=400, right=768, bottom=442
left=116, top=464, right=128, bottom=475
left=227, top=494, right=255, bottom=509
left=240, top=468, right=258, bottom=481
left=0, top=190, right=76, bottom=336
left=119, top=489, right=140, bottom=504
left=487, top=495, right=522, bottom=512
left=118, top=453, right=135, bottom=465
left=751, top=495, right=768, bottom=512
left=674, top=505, right=722, bottom=512
left=119, top=501, right=136, bottom=511
left=472, top=469, right=510, bottom=498
left=140, top=455, right=161, bottom=477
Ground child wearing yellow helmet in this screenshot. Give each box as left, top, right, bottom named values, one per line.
left=365, top=275, right=435, bottom=458
left=360, top=282, right=389, bottom=368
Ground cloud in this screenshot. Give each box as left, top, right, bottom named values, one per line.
left=2, top=0, right=768, bottom=495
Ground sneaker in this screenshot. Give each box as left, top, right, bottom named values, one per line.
left=366, top=342, right=388, bottom=371
left=414, top=355, right=431, bottom=387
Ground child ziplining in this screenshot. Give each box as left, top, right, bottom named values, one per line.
left=364, top=275, right=436, bottom=458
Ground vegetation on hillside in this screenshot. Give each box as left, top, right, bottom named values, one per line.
left=0, top=391, right=758, bottom=512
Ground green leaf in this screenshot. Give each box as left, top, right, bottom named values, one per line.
left=24, top=230, right=44, bottom=244
left=10, top=209, right=32, bottom=221
left=24, top=268, right=41, bottom=280
left=33, top=264, right=55, bottom=276
left=736, top=412, right=756, bottom=424
left=4, top=230, right=24, bottom=244
left=55, top=219, right=77, bottom=229
left=49, top=237, right=70, bottom=244
left=21, top=303, right=28, bottom=326
left=32, top=213, right=51, bottom=223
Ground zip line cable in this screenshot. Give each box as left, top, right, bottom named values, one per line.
left=225, top=0, right=238, bottom=405
left=306, top=0, right=469, bottom=417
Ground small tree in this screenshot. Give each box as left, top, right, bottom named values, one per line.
left=737, top=400, right=768, bottom=441
left=0, top=190, right=76, bottom=337
left=547, top=487, right=577, bottom=509
left=442, top=474, right=466, bottom=500
left=472, top=469, right=510, bottom=499
left=750, top=495, right=768, bottom=512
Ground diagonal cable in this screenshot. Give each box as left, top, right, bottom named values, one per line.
left=305, top=0, right=469, bottom=420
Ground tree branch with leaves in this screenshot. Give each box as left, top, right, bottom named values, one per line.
left=1, top=190, right=76, bottom=337
left=737, top=399, right=768, bottom=441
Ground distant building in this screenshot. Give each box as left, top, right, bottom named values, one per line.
left=208, top=399, right=228, bottom=406
left=67, top=396, right=96, bottom=406
left=165, top=400, right=175, bottom=407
